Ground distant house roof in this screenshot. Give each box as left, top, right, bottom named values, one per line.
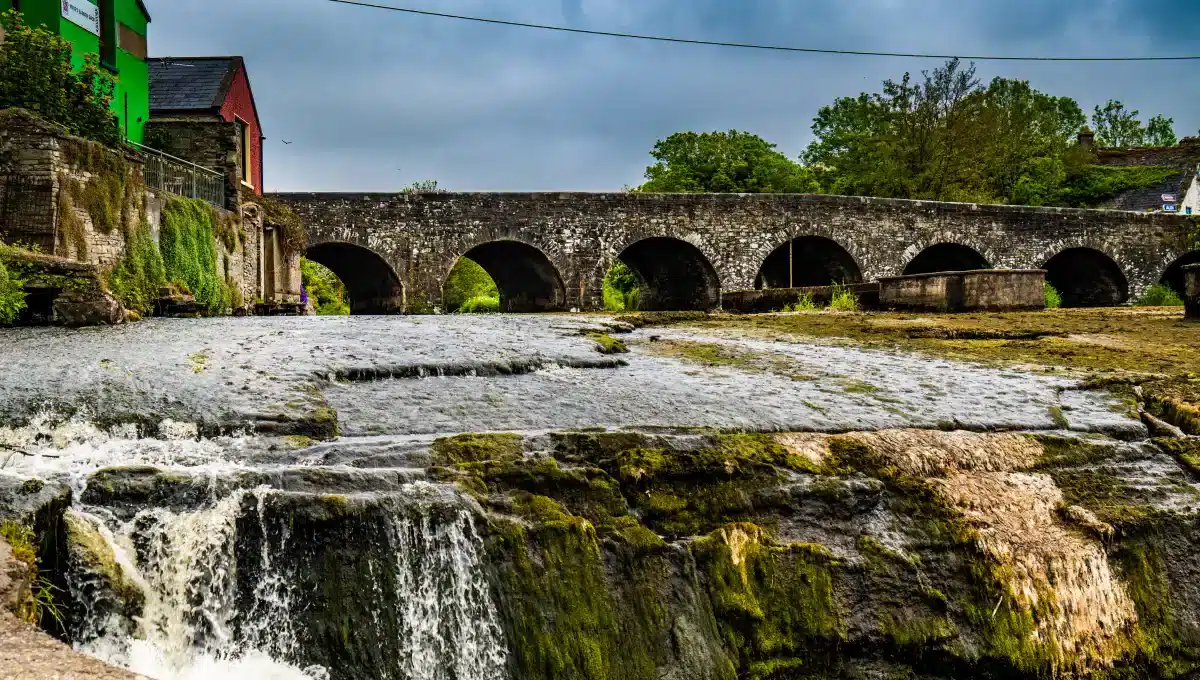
left=147, top=57, right=243, bottom=114
left=1093, top=137, right=1200, bottom=212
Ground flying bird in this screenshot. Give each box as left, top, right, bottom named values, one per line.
left=282, top=140, right=293, bottom=145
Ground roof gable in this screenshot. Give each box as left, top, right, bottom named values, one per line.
left=148, top=57, right=239, bottom=114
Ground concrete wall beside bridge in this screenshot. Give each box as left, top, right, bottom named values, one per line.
left=271, top=191, right=1200, bottom=313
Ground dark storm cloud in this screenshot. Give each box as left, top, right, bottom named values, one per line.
left=145, top=0, right=1200, bottom=192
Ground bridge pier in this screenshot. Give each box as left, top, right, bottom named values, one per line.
left=1185, top=264, right=1200, bottom=319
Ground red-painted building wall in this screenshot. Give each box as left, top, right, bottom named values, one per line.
left=217, top=65, right=263, bottom=195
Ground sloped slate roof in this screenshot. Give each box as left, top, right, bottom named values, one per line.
left=1097, top=173, right=1193, bottom=212
left=147, top=57, right=239, bottom=114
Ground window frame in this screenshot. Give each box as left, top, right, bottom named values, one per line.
left=236, top=116, right=254, bottom=188
left=98, top=0, right=117, bottom=72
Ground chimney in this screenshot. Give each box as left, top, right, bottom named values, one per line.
left=1077, top=127, right=1095, bottom=149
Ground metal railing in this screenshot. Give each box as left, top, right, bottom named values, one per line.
left=129, top=141, right=226, bottom=207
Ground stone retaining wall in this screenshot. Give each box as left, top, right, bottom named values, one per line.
left=879, top=269, right=1046, bottom=312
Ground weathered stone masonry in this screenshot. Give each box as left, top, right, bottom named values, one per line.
left=273, top=191, right=1199, bottom=312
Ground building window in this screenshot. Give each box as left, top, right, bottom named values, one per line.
left=238, top=119, right=253, bottom=186
left=99, top=0, right=117, bottom=71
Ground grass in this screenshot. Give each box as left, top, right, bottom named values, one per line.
left=828, top=284, right=860, bottom=312
left=459, top=294, right=500, bottom=313
left=1136, top=284, right=1185, bottom=308
left=1044, top=283, right=1063, bottom=309
left=781, top=293, right=819, bottom=313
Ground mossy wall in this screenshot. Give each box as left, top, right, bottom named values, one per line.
left=428, top=430, right=1200, bottom=680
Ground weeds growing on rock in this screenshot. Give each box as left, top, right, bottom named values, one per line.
left=781, top=293, right=819, bottom=313
left=828, top=284, right=859, bottom=312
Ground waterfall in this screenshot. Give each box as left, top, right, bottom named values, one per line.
left=69, top=484, right=508, bottom=680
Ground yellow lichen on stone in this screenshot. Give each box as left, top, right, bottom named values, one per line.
left=773, top=433, right=829, bottom=470
left=839, top=429, right=1044, bottom=477
left=63, top=511, right=145, bottom=611
left=932, top=471, right=1137, bottom=673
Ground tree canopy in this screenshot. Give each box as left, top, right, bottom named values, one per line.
left=637, top=130, right=819, bottom=193
left=800, top=59, right=1095, bottom=205
left=1091, top=100, right=1177, bottom=148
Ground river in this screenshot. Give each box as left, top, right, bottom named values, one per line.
left=0, top=315, right=1150, bottom=679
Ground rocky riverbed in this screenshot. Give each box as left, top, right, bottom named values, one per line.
left=0, top=312, right=1198, bottom=679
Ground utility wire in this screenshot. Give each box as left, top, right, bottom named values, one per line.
left=328, top=0, right=1200, bottom=62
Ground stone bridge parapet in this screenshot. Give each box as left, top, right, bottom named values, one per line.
left=270, top=191, right=1199, bottom=313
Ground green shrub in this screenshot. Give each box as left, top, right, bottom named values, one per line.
left=603, top=261, right=643, bottom=312
left=1044, top=282, right=1063, bottom=309
left=0, top=11, right=120, bottom=145
left=159, top=197, right=224, bottom=314
left=1135, top=284, right=1184, bottom=307
left=301, top=258, right=350, bottom=315
left=782, top=292, right=819, bottom=313
left=105, top=219, right=166, bottom=315
left=459, top=294, right=500, bottom=314
left=828, top=284, right=859, bottom=312
left=443, top=257, right=498, bottom=312
left=0, top=258, right=27, bottom=324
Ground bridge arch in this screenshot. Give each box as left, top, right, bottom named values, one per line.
left=1160, top=250, right=1200, bottom=299
left=755, top=235, right=863, bottom=289
left=614, top=237, right=721, bottom=311
left=305, top=242, right=405, bottom=315
left=1042, top=247, right=1129, bottom=307
left=903, top=243, right=991, bottom=275
left=454, top=240, right=566, bottom=312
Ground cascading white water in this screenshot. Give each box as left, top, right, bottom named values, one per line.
left=66, top=479, right=508, bottom=680
left=391, top=508, right=508, bottom=680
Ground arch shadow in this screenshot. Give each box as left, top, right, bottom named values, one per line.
left=617, top=237, right=720, bottom=311
left=904, top=243, right=991, bottom=275
left=1161, top=250, right=1200, bottom=299
left=756, top=236, right=863, bottom=289
left=1043, top=248, right=1129, bottom=308
left=459, top=240, right=566, bottom=312
left=305, top=242, right=405, bottom=315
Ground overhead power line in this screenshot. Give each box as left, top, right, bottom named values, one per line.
left=328, top=0, right=1200, bottom=62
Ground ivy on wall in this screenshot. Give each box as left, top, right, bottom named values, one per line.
left=159, top=197, right=227, bottom=314
left=106, top=218, right=166, bottom=315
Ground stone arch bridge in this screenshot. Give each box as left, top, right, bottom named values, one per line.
left=271, top=192, right=1199, bottom=313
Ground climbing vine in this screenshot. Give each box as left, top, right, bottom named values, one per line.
left=159, top=197, right=226, bottom=314
left=106, top=218, right=167, bottom=315
left=257, top=196, right=306, bottom=255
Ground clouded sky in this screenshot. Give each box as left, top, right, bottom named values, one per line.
left=149, top=0, right=1200, bottom=192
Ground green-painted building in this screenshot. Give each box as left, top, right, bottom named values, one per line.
left=0, top=0, right=151, bottom=142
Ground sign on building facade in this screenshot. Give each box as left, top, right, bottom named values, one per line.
left=61, top=0, right=100, bottom=36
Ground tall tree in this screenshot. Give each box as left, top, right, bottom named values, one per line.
left=638, top=130, right=819, bottom=193
left=804, top=59, right=1086, bottom=205
left=1091, top=101, right=1147, bottom=148
left=1144, top=114, right=1178, bottom=147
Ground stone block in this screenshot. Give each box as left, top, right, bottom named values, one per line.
left=54, top=293, right=125, bottom=327
left=879, top=269, right=1045, bottom=312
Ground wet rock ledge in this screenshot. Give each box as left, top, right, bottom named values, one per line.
left=31, top=427, right=1200, bottom=680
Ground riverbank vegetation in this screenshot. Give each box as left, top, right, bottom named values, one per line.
left=0, top=254, right=26, bottom=325
left=300, top=259, right=349, bottom=315
left=443, top=257, right=499, bottom=313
